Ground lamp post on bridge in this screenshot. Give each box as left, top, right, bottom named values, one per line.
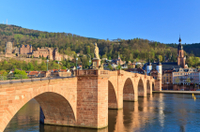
left=89, top=60, right=91, bottom=69
left=47, top=59, right=49, bottom=72
left=76, top=57, right=78, bottom=70
left=58, top=61, right=59, bottom=71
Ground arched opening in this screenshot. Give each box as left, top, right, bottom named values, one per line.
left=147, top=80, right=151, bottom=94
left=152, top=83, right=155, bottom=91
left=35, top=92, right=76, bottom=125
left=108, top=81, right=118, bottom=109
left=138, top=79, right=145, bottom=96
left=4, top=92, right=76, bottom=131
left=123, top=78, right=135, bottom=101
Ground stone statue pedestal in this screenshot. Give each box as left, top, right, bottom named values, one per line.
left=92, top=58, right=101, bottom=69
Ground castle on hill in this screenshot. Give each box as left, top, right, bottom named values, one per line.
left=4, top=42, right=72, bottom=61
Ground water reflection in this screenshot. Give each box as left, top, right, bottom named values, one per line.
left=4, top=99, right=40, bottom=132
left=4, top=94, right=200, bottom=132
left=40, top=125, right=108, bottom=132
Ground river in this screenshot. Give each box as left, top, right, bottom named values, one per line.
left=4, top=93, right=200, bottom=132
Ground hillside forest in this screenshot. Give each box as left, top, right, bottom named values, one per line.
left=0, top=24, right=200, bottom=68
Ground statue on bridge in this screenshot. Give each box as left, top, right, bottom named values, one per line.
left=94, top=43, right=100, bottom=59
left=92, top=43, right=102, bottom=69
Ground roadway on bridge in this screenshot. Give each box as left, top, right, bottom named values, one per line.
left=0, top=76, right=74, bottom=85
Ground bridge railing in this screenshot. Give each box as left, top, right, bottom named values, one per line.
left=0, top=74, right=74, bottom=85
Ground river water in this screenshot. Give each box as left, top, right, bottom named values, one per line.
left=4, top=93, right=200, bottom=132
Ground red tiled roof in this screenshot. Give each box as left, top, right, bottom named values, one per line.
left=60, top=69, right=67, bottom=72
left=52, top=69, right=59, bottom=72
left=150, top=69, right=158, bottom=74
left=28, top=71, right=39, bottom=76
left=40, top=71, right=47, bottom=74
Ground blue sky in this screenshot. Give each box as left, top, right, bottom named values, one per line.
left=0, top=0, right=200, bottom=44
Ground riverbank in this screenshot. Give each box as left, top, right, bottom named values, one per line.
left=153, top=90, right=200, bottom=94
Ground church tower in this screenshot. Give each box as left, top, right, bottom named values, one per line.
left=155, top=59, right=162, bottom=91
left=177, top=37, right=185, bottom=68
left=146, top=60, right=152, bottom=75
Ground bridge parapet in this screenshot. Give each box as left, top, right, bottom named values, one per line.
left=76, top=69, right=98, bottom=76
left=75, top=69, right=112, bottom=78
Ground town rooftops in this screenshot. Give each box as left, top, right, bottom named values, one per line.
left=173, top=68, right=197, bottom=72
left=163, top=70, right=173, bottom=75
left=143, top=62, right=182, bottom=71
left=126, top=68, right=146, bottom=74
left=28, top=71, right=40, bottom=76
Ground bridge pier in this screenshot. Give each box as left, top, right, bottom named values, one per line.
left=155, top=79, right=162, bottom=91
left=76, top=70, right=109, bottom=129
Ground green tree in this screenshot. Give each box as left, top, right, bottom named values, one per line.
left=0, top=70, right=8, bottom=76
left=13, top=69, right=28, bottom=79
left=117, top=64, right=121, bottom=70
left=108, top=64, right=113, bottom=70
left=186, top=77, right=191, bottom=84
left=129, top=53, right=133, bottom=61
left=62, top=66, right=67, bottom=69
left=158, top=55, right=163, bottom=62
left=193, top=57, right=199, bottom=67
left=102, top=54, right=107, bottom=59
left=81, top=56, right=89, bottom=69
left=86, top=46, right=90, bottom=54
left=27, top=62, right=34, bottom=71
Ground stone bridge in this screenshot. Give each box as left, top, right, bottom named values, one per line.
left=0, top=70, right=161, bottom=132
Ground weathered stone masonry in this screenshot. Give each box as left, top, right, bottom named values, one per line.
left=0, top=69, right=160, bottom=132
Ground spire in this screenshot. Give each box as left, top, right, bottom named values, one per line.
left=179, top=34, right=181, bottom=44
left=178, top=36, right=183, bottom=50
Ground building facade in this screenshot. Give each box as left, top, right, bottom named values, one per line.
left=19, top=45, right=32, bottom=55
left=162, top=70, right=173, bottom=90
left=162, top=70, right=173, bottom=84
left=32, top=47, right=62, bottom=61
left=172, top=68, right=199, bottom=84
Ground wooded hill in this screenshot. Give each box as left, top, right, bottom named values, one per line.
left=0, top=24, right=199, bottom=67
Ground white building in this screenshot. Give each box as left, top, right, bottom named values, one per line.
left=172, top=68, right=199, bottom=85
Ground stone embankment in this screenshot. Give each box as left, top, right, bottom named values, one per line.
left=153, top=90, right=200, bottom=94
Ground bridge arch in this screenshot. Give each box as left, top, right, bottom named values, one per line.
left=147, top=80, right=151, bottom=94
left=2, top=80, right=77, bottom=132
left=123, top=78, right=136, bottom=101
left=108, top=81, right=118, bottom=109
left=152, top=82, right=155, bottom=91
left=35, top=92, right=76, bottom=125
left=138, top=78, right=145, bottom=97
